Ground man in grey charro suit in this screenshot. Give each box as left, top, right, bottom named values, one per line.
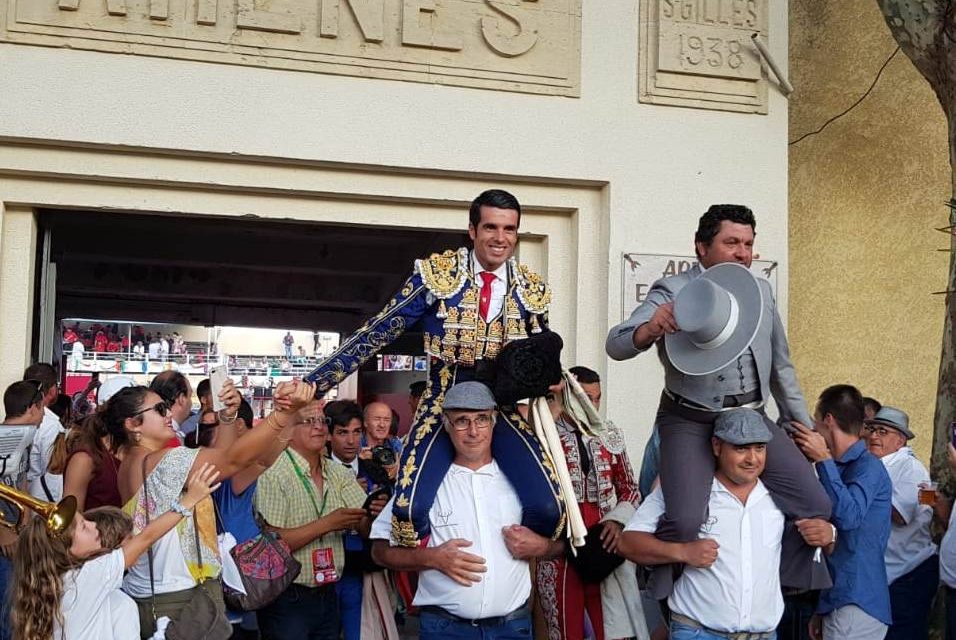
left=607, top=204, right=832, bottom=596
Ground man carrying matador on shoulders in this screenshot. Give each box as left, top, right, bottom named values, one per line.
left=305, top=189, right=565, bottom=546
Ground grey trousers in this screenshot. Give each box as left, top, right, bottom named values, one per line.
left=822, top=605, right=888, bottom=640
left=653, top=393, right=833, bottom=594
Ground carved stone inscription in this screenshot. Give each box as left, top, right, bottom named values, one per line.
left=640, top=0, right=769, bottom=113
left=2, top=0, right=582, bottom=96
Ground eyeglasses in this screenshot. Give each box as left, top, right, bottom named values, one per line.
left=133, top=402, right=170, bottom=419
left=295, top=417, right=326, bottom=429
left=446, top=413, right=495, bottom=431
left=863, top=425, right=895, bottom=438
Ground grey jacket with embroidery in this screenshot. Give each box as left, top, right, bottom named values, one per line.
left=605, top=264, right=812, bottom=427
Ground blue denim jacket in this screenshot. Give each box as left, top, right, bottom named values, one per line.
left=816, top=439, right=893, bottom=625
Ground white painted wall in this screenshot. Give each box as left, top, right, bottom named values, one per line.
left=0, top=2, right=791, bottom=463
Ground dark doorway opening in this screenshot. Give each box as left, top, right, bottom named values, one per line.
left=42, top=209, right=466, bottom=337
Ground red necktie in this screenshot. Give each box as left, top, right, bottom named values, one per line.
left=479, top=272, right=497, bottom=321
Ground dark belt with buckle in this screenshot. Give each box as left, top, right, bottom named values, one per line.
left=419, top=603, right=530, bottom=627
left=664, top=388, right=762, bottom=412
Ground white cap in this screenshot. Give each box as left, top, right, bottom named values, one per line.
left=97, top=376, right=136, bottom=404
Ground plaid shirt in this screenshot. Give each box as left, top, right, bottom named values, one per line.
left=255, top=448, right=365, bottom=586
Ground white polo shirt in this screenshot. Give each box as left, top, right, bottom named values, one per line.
left=370, top=461, right=528, bottom=619
left=881, top=447, right=937, bottom=584
left=626, top=478, right=784, bottom=634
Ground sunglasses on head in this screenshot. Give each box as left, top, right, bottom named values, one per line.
left=132, top=401, right=170, bottom=419
left=23, top=379, right=44, bottom=406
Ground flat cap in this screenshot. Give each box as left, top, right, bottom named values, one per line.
left=865, top=406, right=914, bottom=440
left=713, top=408, right=771, bottom=445
left=443, top=381, right=497, bottom=411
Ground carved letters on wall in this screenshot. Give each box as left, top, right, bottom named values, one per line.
left=2, top=0, right=581, bottom=96
left=640, top=0, right=769, bottom=113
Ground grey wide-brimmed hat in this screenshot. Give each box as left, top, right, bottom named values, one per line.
left=443, top=381, right=497, bottom=411
left=865, top=406, right=914, bottom=440
left=713, top=408, right=772, bottom=445
left=665, top=262, right=764, bottom=376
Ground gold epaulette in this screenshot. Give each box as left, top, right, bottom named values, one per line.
left=414, top=247, right=469, bottom=300
left=513, top=261, right=552, bottom=314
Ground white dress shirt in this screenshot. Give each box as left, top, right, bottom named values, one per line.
left=472, top=253, right=508, bottom=321
left=881, top=447, right=937, bottom=584
left=371, top=461, right=528, bottom=619
left=331, top=452, right=359, bottom=476
left=626, top=479, right=784, bottom=634
left=27, top=407, right=65, bottom=501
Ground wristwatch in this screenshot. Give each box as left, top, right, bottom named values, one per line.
left=170, top=501, right=193, bottom=518
left=830, top=524, right=838, bottom=546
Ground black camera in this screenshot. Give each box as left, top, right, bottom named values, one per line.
left=371, top=444, right=396, bottom=467
left=363, top=445, right=397, bottom=489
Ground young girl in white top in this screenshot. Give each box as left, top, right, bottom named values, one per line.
left=10, top=462, right=220, bottom=640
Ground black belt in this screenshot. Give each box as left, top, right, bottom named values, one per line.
left=419, top=603, right=530, bottom=627
left=665, top=388, right=762, bottom=410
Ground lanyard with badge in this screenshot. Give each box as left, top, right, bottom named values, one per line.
left=285, top=450, right=340, bottom=585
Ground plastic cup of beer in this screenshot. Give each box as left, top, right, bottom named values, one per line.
left=919, top=481, right=939, bottom=506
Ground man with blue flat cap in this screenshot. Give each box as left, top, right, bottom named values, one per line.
left=370, top=381, right=564, bottom=640
left=622, top=408, right=828, bottom=640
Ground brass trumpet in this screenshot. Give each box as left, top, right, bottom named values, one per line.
left=0, top=483, right=76, bottom=535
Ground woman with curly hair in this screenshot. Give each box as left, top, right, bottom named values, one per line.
left=11, top=462, right=220, bottom=640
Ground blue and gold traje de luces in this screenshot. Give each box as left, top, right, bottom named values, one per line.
left=305, top=247, right=565, bottom=546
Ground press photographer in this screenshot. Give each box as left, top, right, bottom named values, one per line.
left=358, top=401, right=402, bottom=488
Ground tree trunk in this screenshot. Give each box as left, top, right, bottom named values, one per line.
left=876, top=0, right=956, bottom=487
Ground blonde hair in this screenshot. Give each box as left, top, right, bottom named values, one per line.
left=84, top=506, right=132, bottom=550
left=11, top=515, right=80, bottom=640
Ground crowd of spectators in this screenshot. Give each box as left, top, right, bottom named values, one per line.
left=0, top=365, right=422, bottom=640
left=6, top=355, right=956, bottom=640
left=64, top=323, right=191, bottom=358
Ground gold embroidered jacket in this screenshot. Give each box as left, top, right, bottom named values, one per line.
left=304, top=247, right=551, bottom=392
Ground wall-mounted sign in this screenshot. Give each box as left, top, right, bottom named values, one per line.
left=3, top=0, right=582, bottom=96
left=621, top=253, right=778, bottom=321
left=639, top=0, right=769, bottom=113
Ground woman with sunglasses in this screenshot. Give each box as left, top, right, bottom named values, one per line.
left=96, top=378, right=315, bottom=639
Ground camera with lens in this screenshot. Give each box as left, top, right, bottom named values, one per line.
left=364, top=444, right=397, bottom=488
left=371, top=444, right=396, bottom=467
